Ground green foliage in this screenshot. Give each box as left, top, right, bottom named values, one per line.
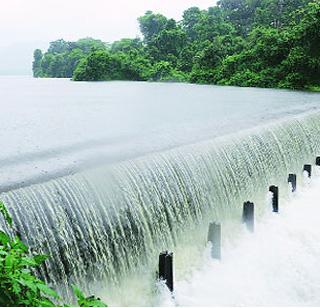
left=111, top=38, right=143, bottom=53
left=73, top=50, right=113, bottom=81
left=308, top=86, right=320, bottom=92
left=32, top=49, right=43, bottom=78
left=72, top=286, right=106, bottom=307
left=0, top=201, right=107, bottom=307
left=33, top=38, right=107, bottom=78
left=33, top=0, right=319, bottom=90
left=0, top=201, right=12, bottom=227
left=73, top=48, right=153, bottom=81
left=214, top=1, right=320, bottom=89
left=148, top=61, right=187, bottom=82
left=137, top=11, right=168, bottom=44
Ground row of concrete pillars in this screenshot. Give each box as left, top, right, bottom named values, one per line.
left=158, top=158, right=320, bottom=293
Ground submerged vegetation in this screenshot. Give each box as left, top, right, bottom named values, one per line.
left=33, top=0, right=320, bottom=90
left=0, top=201, right=107, bottom=307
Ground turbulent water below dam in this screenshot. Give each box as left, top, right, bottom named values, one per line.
left=1, top=77, right=320, bottom=305
left=162, top=174, right=320, bottom=306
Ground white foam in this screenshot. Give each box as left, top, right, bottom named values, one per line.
left=169, top=170, right=320, bottom=306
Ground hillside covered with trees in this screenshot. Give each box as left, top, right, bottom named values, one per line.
left=33, top=0, right=320, bottom=90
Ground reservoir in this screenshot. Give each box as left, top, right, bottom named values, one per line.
left=1, top=76, right=319, bottom=191
left=1, top=76, right=320, bottom=305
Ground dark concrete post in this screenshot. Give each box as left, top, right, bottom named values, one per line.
left=159, top=251, right=173, bottom=292
left=242, top=201, right=254, bottom=232
left=288, top=174, right=297, bottom=192
left=207, top=222, right=221, bottom=259
left=159, top=252, right=166, bottom=282
left=269, top=185, right=279, bottom=212
left=303, top=164, right=312, bottom=178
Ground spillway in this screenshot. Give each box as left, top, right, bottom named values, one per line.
left=1, top=107, right=320, bottom=305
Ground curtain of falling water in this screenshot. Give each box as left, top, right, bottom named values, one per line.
left=1, top=111, right=320, bottom=304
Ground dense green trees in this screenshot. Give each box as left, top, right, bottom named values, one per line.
left=33, top=38, right=107, bottom=78
left=215, top=1, right=320, bottom=89
left=33, top=0, right=320, bottom=90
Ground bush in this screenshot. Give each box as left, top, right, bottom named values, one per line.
left=0, top=201, right=107, bottom=307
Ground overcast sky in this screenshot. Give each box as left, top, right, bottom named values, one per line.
left=0, top=0, right=216, bottom=75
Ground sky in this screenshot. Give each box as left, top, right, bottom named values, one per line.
left=0, top=0, right=216, bottom=75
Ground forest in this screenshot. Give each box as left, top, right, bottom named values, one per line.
left=32, top=0, right=320, bottom=90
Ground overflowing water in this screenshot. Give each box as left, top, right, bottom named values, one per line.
left=1, top=77, right=320, bottom=305
left=1, top=76, right=320, bottom=192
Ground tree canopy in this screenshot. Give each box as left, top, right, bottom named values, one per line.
left=33, top=0, right=320, bottom=90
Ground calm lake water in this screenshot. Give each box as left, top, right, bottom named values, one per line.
left=1, top=76, right=320, bottom=191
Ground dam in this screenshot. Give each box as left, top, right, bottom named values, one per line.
left=1, top=76, right=320, bottom=305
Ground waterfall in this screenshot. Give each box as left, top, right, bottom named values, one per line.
left=1, top=111, right=320, bottom=305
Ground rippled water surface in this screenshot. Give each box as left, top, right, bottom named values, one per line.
left=1, top=76, right=320, bottom=190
